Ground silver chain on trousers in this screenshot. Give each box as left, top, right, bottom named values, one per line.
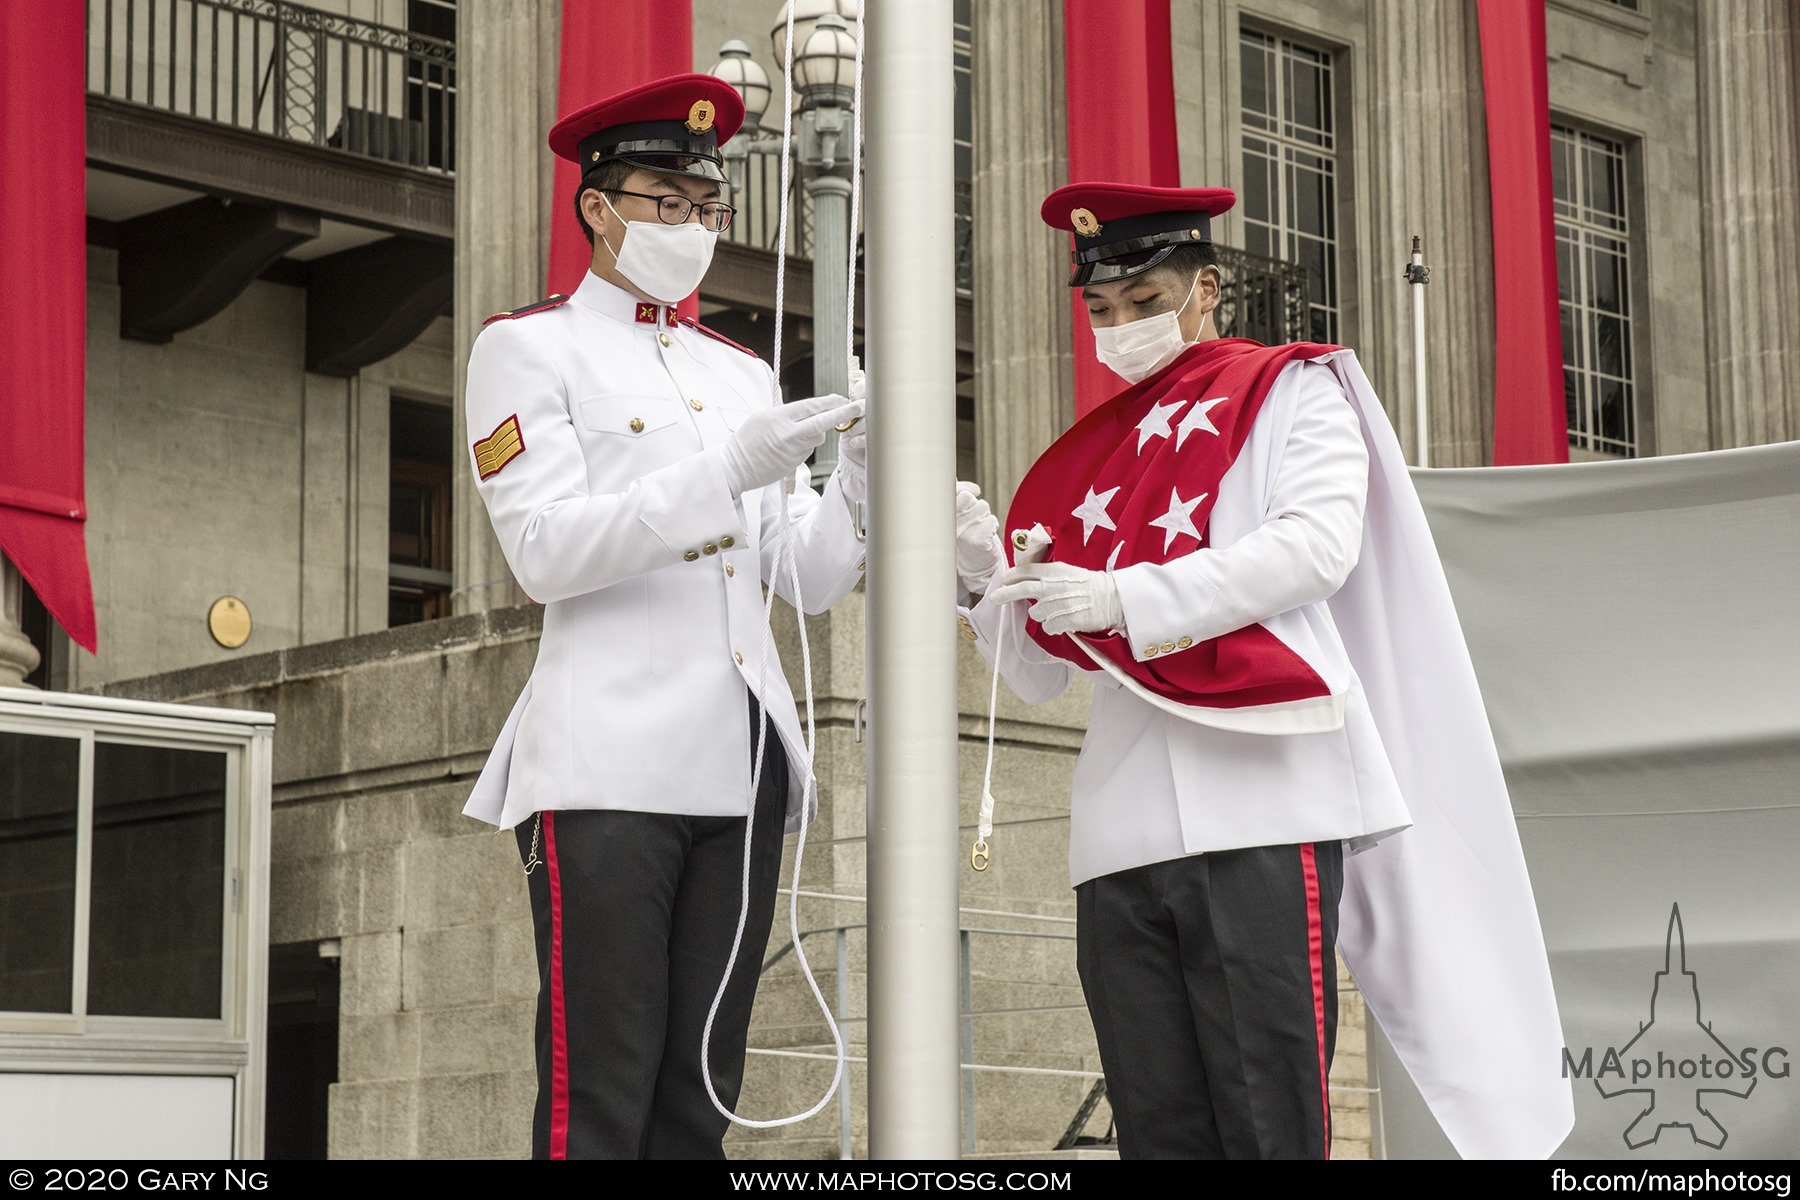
left=523, top=812, right=541, bottom=876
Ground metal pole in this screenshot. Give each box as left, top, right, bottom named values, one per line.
left=808, top=167, right=852, bottom=484
left=1407, top=235, right=1431, bottom=468
left=865, top=0, right=961, bottom=1159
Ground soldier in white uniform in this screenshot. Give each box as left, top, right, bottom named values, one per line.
left=953, top=182, right=1570, bottom=1163
left=460, top=74, right=865, bottom=1160
left=952, top=183, right=1412, bottom=1159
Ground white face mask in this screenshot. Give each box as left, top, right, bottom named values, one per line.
left=600, top=192, right=720, bottom=303
left=1091, top=270, right=1207, bottom=384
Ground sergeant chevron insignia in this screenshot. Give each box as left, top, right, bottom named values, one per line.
left=473, top=414, right=526, bottom=480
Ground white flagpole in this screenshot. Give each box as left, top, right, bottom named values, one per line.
left=863, top=0, right=963, bottom=1159
left=1407, top=235, right=1431, bottom=467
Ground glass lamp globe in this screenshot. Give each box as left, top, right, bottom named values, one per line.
left=793, top=13, right=856, bottom=110
left=770, top=0, right=858, bottom=70
left=709, top=40, right=772, bottom=132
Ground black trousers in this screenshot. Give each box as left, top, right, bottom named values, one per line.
left=1075, top=840, right=1344, bottom=1159
left=513, top=700, right=790, bottom=1159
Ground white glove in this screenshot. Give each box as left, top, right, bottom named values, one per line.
left=954, top=481, right=1006, bottom=594
left=985, top=561, right=1125, bottom=636
left=833, top=364, right=869, bottom=513
left=718, top=393, right=863, bottom=495
left=839, top=361, right=868, bottom=473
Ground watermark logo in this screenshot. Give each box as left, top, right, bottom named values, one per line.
left=1562, top=904, right=1790, bottom=1150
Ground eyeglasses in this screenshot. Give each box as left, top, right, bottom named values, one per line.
left=609, top=189, right=736, bottom=233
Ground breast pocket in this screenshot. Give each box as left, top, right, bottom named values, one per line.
left=577, top=394, right=694, bottom=472
left=578, top=394, right=681, bottom=438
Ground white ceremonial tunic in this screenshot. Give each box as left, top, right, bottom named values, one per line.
left=461, top=271, right=866, bottom=834
left=964, top=359, right=1412, bottom=887
left=966, top=347, right=1574, bottom=1159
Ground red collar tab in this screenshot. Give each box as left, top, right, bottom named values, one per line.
left=634, top=303, right=679, bottom=326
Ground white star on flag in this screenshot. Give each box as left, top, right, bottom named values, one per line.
left=1175, top=396, right=1229, bottom=448
left=1147, top=487, right=1206, bottom=552
left=1135, top=399, right=1186, bottom=453
left=1072, top=486, right=1120, bottom=544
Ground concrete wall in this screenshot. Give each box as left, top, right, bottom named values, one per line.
left=695, top=0, right=781, bottom=74
left=74, top=247, right=455, bottom=692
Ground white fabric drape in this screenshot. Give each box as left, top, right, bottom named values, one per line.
left=1373, top=437, right=1800, bottom=1159
left=1319, top=354, right=1573, bottom=1159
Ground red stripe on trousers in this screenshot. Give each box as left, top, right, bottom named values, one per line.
left=1300, top=842, right=1331, bottom=1159
left=545, top=811, right=570, bottom=1159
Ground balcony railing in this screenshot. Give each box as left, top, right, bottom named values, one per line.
left=1214, top=244, right=1311, bottom=346
left=720, top=143, right=814, bottom=260
left=87, top=0, right=456, bottom=174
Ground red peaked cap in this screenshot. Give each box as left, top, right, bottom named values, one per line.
left=1042, top=183, right=1237, bottom=287
left=549, top=73, right=746, bottom=183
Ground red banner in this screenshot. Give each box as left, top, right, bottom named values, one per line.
left=1476, top=0, right=1569, bottom=465
left=547, top=0, right=695, bottom=308
left=1062, top=0, right=1181, bottom=417
left=0, top=3, right=97, bottom=653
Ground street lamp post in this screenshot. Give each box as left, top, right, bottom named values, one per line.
left=714, top=2, right=860, bottom=486
left=792, top=13, right=858, bottom=483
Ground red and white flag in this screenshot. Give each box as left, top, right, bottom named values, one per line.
left=1006, top=336, right=1342, bottom=714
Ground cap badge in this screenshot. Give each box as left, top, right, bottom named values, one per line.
left=687, top=99, right=717, bottom=134
left=1071, top=207, right=1103, bottom=237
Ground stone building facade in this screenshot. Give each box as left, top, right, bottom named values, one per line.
left=2, top=0, right=1796, bottom=1161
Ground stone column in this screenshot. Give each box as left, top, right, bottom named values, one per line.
left=1698, top=0, right=1800, bottom=449
left=451, top=0, right=562, bottom=614
left=971, top=0, right=1073, bottom=517
left=0, top=555, right=41, bottom=688
left=1363, top=0, right=1497, bottom=468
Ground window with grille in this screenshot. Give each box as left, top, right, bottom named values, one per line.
left=1553, top=125, right=1638, bottom=456
left=1240, top=28, right=1341, bottom=344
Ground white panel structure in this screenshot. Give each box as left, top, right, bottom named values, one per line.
left=0, top=1074, right=235, bottom=1158
left=0, top=690, right=274, bottom=1159
left=1372, top=442, right=1800, bottom=1159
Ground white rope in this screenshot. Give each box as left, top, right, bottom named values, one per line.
left=701, top=0, right=860, bottom=1130
left=971, top=615, right=1004, bottom=871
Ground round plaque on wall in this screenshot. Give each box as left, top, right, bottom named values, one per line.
left=208, top=596, right=252, bottom=649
